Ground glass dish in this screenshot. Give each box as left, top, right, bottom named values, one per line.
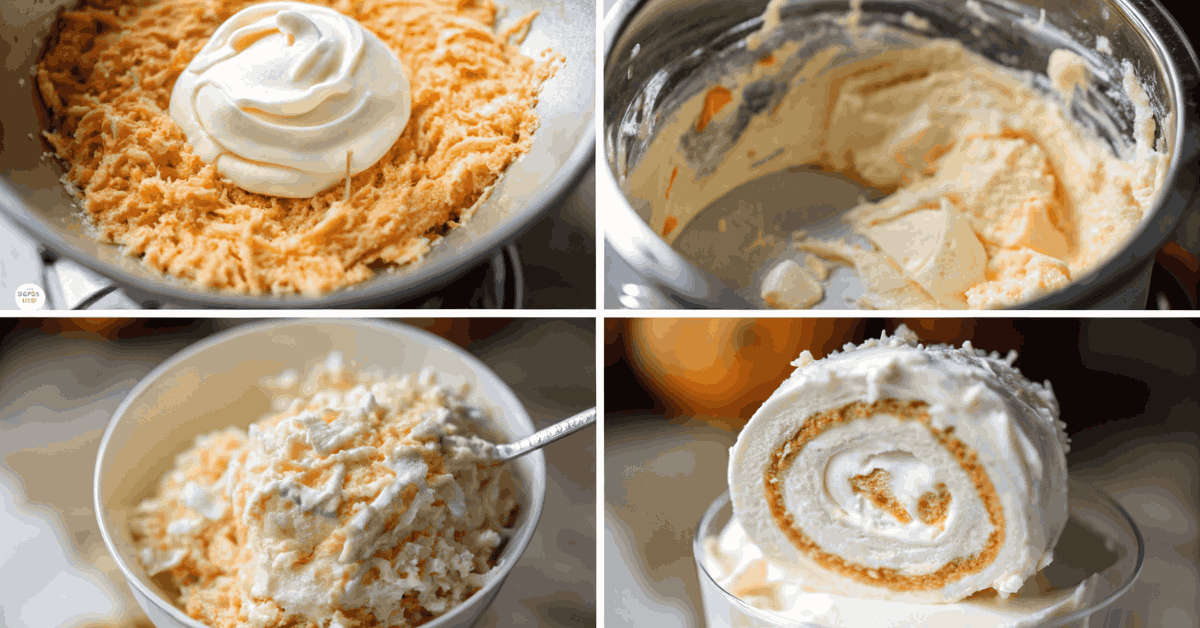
left=693, top=478, right=1144, bottom=627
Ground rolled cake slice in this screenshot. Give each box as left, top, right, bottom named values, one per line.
left=728, top=326, right=1069, bottom=604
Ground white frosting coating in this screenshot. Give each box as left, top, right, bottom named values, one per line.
left=728, top=326, right=1069, bottom=603
left=169, top=2, right=411, bottom=197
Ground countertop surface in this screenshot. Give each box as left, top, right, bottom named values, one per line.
left=0, top=318, right=597, bottom=628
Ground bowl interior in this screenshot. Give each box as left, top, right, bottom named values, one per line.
left=94, top=319, right=547, bottom=627
left=604, top=0, right=1192, bottom=309
left=0, top=0, right=594, bottom=307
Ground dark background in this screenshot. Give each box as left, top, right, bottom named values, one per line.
left=605, top=318, right=1200, bottom=456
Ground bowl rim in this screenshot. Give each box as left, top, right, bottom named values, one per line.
left=92, top=318, right=549, bottom=628
left=691, top=478, right=1147, bottom=627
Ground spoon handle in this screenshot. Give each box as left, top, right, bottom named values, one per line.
left=494, top=408, right=597, bottom=461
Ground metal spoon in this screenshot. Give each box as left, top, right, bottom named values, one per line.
left=493, top=408, right=597, bottom=461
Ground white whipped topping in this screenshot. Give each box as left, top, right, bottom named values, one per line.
left=728, top=326, right=1070, bottom=603
left=182, top=480, right=227, bottom=521
left=229, top=372, right=506, bottom=625
left=165, top=517, right=205, bottom=536
left=169, top=2, right=411, bottom=197
left=705, top=518, right=1104, bottom=628
left=130, top=363, right=515, bottom=628
left=138, top=545, right=187, bottom=575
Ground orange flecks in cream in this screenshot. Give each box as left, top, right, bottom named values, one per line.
left=663, top=216, right=679, bottom=237
left=696, top=86, right=734, bottom=133
left=665, top=166, right=679, bottom=199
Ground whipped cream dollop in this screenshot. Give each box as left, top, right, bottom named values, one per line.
left=170, top=2, right=411, bottom=197
left=727, top=326, right=1070, bottom=604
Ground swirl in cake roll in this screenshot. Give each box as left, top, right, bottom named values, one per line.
left=169, top=2, right=411, bottom=197
left=728, top=326, right=1069, bottom=604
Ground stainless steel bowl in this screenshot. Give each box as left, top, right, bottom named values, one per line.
left=603, top=0, right=1200, bottom=309
left=0, top=0, right=594, bottom=308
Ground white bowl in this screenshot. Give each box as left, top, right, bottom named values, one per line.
left=93, top=319, right=547, bottom=628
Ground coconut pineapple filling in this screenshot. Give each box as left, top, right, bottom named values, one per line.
left=128, top=360, right=518, bottom=628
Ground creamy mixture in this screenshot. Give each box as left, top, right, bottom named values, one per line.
left=707, top=326, right=1107, bottom=626
left=129, top=359, right=516, bottom=628
left=624, top=5, right=1169, bottom=309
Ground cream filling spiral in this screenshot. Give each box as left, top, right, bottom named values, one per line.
left=728, top=327, right=1069, bottom=604
left=169, top=2, right=411, bottom=198
left=824, top=445, right=955, bottom=544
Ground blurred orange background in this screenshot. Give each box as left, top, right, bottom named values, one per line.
left=605, top=318, right=1097, bottom=431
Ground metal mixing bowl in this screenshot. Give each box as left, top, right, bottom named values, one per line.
left=603, top=0, right=1200, bottom=309
left=0, top=0, right=594, bottom=308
